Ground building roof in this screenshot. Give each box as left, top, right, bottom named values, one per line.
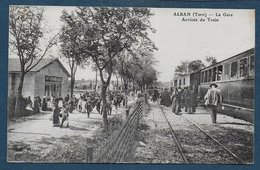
left=8, top=58, right=70, bottom=77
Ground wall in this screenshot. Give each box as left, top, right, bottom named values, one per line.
left=8, top=72, right=35, bottom=99
left=34, top=60, right=69, bottom=99
left=173, top=74, right=190, bottom=88
left=198, top=79, right=254, bottom=109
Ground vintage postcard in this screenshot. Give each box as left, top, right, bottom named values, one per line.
left=7, top=5, right=254, bottom=164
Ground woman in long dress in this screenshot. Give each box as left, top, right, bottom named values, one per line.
left=171, top=88, right=181, bottom=115
left=81, top=98, right=87, bottom=113
left=42, top=97, right=47, bottom=111
left=53, top=101, right=61, bottom=126
left=33, top=97, right=40, bottom=113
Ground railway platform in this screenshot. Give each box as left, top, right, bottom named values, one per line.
left=133, top=102, right=254, bottom=164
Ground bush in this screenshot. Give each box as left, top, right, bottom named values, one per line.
left=20, top=97, right=30, bottom=117
left=8, top=91, right=30, bottom=118
left=8, top=91, right=16, bottom=118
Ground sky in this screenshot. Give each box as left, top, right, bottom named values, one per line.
left=149, top=8, right=254, bottom=81
left=11, top=6, right=255, bottom=82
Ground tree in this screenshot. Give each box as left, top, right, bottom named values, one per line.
left=9, top=6, right=59, bottom=117
left=93, top=67, right=99, bottom=92
left=60, top=10, right=88, bottom=98
left=188, top=60, right=206, bottom=73
left=175, top=59, right=205, bottom=76
left=135, top=53, right=158, bottom=91
left=75, top=7, right=156, bottom=128
left=116, top=39, right=157, bottom=107
left=205, top=56, right=217, bottom=66
left=174, top=60, right=189, bottom=76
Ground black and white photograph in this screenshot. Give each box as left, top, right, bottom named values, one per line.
left=7, top=5, right=254, bottom=164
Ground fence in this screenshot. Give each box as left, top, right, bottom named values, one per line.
left=94, top=97, right=148, bottom=163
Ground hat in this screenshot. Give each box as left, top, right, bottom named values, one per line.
left=210, top=83, right=218, bottom=88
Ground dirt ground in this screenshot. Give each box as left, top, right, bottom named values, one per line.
left=7, top=106, right=127, bottom=163
left=133, top=102, right=254, bottom=164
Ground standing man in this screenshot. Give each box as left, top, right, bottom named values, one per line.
left=185, top=86, right=196, bottom=114
left=204, top=83, right=222, bottom=124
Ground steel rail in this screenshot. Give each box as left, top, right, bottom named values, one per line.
left=157, top=101, right=189, bottom=164
left=222, top=103, right=254, bottom=112
left=181, top=115, right=247, bottom=164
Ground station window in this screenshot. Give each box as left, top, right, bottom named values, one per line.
left=239, top=58, right=248, bottom=78
left=249, top=55, right=254, bottom=77
left=231, top=61, right=238, bottom=79
left=217, top=65, right=223, bottom=81
left=57, top=84, right=61, bottom=97
left=223, top=63, right=230, bottom=80
left=45, top=85, right=50, bottom=96
left=208, top=69, right=212, bottom=82
left=183, top=78, right=185, bottom=85
left=179, top=79, right=181, bottom=86
left=212, top=67, right=217, bottom=81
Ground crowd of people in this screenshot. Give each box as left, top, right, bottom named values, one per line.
left=24, top=90, right=130, bottom=128
left=24, top=83, right=222, bottom=127
left=152, top=83, right=222, bottom=123
left=154, top=86, right=197, bottom=115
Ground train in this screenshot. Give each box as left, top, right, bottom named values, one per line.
left=173, top=48, right=255, bottom=110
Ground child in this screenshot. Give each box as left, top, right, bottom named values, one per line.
left=60, top=105, right=70, bottom=128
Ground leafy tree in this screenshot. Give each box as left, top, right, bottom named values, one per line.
left=93, top=67, right=99, bottom=92
left=174, top=60, right=189, bottom=76
left=116, top=40, right=157, bottom=107
left=9, top=6, right=59, bottom=117
left=205, top=56, right=217, bottom=66
left=175, top=59, right=205, bottom=76
left=133, top=53, right=158, bottom=91
left=74, top=7, right=156, bottom=127
left=60, top=10, right=88, bottom=98
left=188, top=60, right=206, bottom=73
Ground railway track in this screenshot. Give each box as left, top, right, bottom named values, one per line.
left=157, top=101, right=247, bottom=164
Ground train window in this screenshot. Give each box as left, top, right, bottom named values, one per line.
left=174, top=80, right=177, bottom=87
left=239, top=58, right=248, bottom=78
left=231, top=61, right=238, bottom=79
left=208, top=69, right=212, bottom=82
left=201, top=71, right=204, bottom=83
left=217, top=65, right=223, bottom=81
left=249, top=55, right=254, bottom=77
left=212, top=67, right=217, bottom=81
left=205, top=70, right=208, bottom=82
left=223, top=63, right=230, bottom=80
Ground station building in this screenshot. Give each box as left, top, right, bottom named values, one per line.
left=173, top=74, right=191, bottom=88
left=8, top=58, right=70, bottom=102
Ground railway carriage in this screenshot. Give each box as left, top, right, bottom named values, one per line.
left=196, top=48, right=255, bottom=109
